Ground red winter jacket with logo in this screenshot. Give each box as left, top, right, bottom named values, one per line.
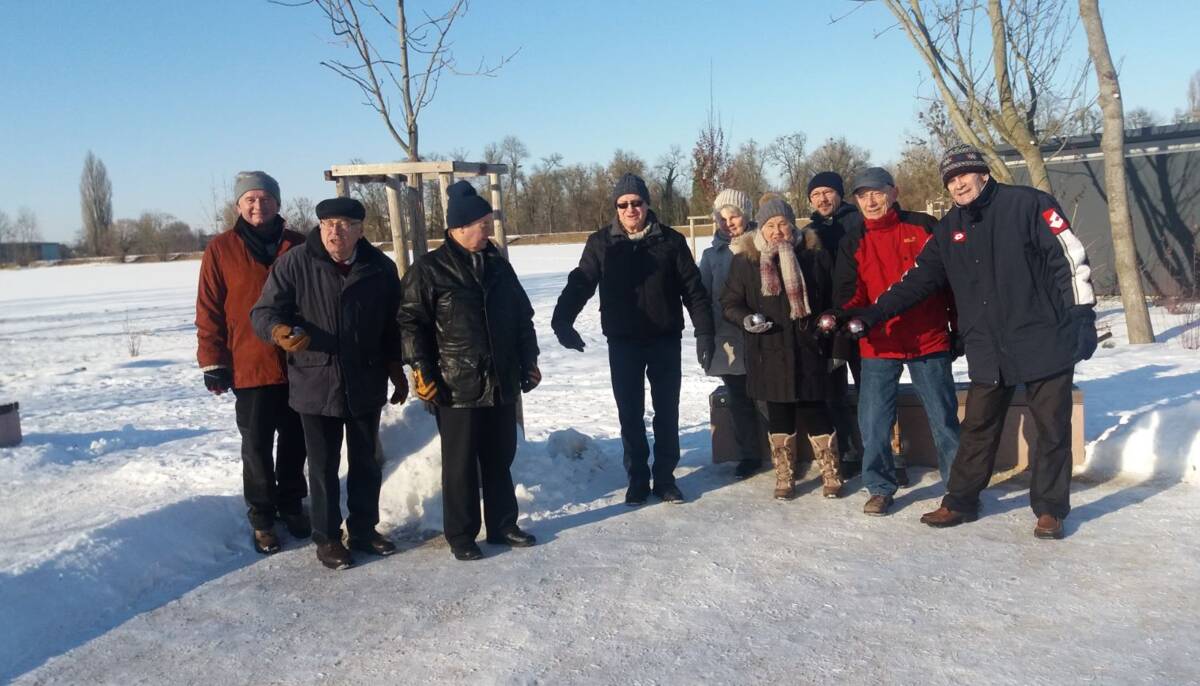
left=834, top=207, right=954, bottom=359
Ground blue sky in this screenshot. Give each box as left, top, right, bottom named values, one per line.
left=2, top=0, right=1197, bottom=241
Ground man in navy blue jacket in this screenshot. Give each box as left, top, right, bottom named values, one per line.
left=845, top=145, right=1097, bottom=540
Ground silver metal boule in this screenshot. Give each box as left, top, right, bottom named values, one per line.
left=847, top=320, right=865, bottom=335
left=818, top=313, right=837, bottom=331
left=750, top=314, right=767, bottom=326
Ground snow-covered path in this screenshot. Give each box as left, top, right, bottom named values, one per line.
left=2, top=245, right=1199, bottom=683
left=15, top=470, right=1200, bottom=685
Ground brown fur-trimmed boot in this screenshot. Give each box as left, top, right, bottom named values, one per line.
left=809, top=431, right=843, bottom=499
left=767, top=432, right=797, bottom=500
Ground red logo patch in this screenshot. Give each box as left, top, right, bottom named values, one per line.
left=1042, top=208, right=1069, bottom=235
left=952, top=231, right=966, bottom=243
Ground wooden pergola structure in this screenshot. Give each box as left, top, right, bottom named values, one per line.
left=324, top=161, right=510, bottom=276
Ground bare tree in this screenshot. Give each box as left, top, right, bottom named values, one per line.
left=805, top=137, right=872, bottom=193
left=1123, top=107, right=1158, bottom=129
left=80, top=151, right=112, bottom=256
left=282, top=196, right=318, bottom=232
left=652, top=145, right=689, bottom=226
left=1078, top=0, right=1153, bottom=344
left=727, top=140, right=772, bottom=205
left=767, top=133, right=808, bottom=204
left=893, top=142, right=948, bottom=213
left=879, top=0, right=1092, bottom=194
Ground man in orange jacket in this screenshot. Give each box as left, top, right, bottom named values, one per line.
left=196, top=171, right=308, bottom=555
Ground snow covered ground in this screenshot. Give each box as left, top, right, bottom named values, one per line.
left=1, top=243, right=1197, bottom=684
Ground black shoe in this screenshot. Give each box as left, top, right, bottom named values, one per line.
left=895, top=466, right=910, bottom=487
left=486, top=527, right=536, bottom=547
left=839, top=459, right=862, bottom=479
left=346, top=530, right=397, bottom=556
left=625, top=481, right=651, bottom=506
left=653, top=483, right=685, bottom=504
left=253, top=528, right=281, bottom=555
left=734, top=459, right=762, bottom=480
left=451, top=542, right=484, bottom=561
left=279, top=510, right=312, bottom=539
left=316, top=541, right=354, bottom=570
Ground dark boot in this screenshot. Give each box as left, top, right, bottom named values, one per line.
left=486, top=526, right=537, bottom=547
left=316, top=540, right=353, bottom=570
left=253, top=528, right=280, bottom=555
left=1034, top=514, right=1064, bottom=540
left=452, top=541, right=484, bottom=561
left=652, top=482, right=685, bottom=504
left=734, top=459, right=762, bottom=480
left=625, top=480, right=651, bottom=506
left=919, top=506, right=978, bottom=528
left=346, top=530, right=397, bottom=556
left=863, top=494, right=894, bottom=517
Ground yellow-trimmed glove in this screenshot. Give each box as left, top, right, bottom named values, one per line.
left=271, top=324, right=311, bottom=353
left=413, top=366, right=439, bottom=403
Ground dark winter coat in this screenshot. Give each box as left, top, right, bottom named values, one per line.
left=834, top=207, right=955, bottom=359
left=397, top=234, right=538, bottom=409
left=872, top=179, right=1096, bottom=384
left=698, top=228, right=753, bottom=376
left=720, top=229, right=841, bottom=403
left=809, top=201, right=861, bottom=266
left=551, top=211, right=714, bottom=341
left=250, top=229, right=403, bottom=418
left=195, top=218, right=305, bottom=389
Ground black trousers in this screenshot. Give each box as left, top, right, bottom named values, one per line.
left=436, top=403, right=519, bottom=548
left=765, top=401, right=834, bottom=437
left=720, top=374, right=762, bottom=463
left=608, top=336, right=682, bottom=488
left=299, top=410, right=383, bottom=544
left=942, top=368, right=1075, bottom=519
left=827, top=360, right=862, bottom=460
left=232, top=384, right=307, bottom=530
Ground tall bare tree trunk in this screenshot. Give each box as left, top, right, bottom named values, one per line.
left=1078, top=0, right=1154, bottom=344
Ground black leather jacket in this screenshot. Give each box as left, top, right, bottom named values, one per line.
left=398, top=234, right=538, bottom=408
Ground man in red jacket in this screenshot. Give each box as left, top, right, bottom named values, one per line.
left=196, top=171, right=309, bottom=554
left=833, top=167, right=960, bottom=516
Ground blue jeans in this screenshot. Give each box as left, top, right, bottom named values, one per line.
left=859, top=353, right=960, bottom=497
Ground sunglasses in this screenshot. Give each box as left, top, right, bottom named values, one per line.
left=616, top=200, right=645, bottom=210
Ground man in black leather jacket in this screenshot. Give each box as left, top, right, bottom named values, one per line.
left=398, top=180, right=541, bottom=561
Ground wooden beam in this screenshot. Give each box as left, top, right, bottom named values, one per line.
left=327, top=161, right=509, bottom=178
left=437, top=172, right=453, bottom=227
left=488, top=172, right=508, bottom=258
left=385, top=175, right=409, bottom=277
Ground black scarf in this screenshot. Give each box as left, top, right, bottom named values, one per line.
left=236, top=216, right=285, bottom=266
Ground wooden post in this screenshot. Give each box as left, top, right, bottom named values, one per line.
left=488, top=172, right=509, bottom=258
left=437, top=172, right=453, bottom=227
left=335, top=177, right=351, bottom=198
left=385, top=174, right=409, bottom=277
left=688, top=216, right=697, bottom=258
left=408, top=174, right=428, bottom=256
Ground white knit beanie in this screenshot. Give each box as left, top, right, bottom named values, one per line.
left=712, top=188, right=752, bottom=218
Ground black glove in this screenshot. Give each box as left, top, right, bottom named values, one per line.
left=696, top=334, right=715, bottom=370
left=1071, top=306, right=1098, bottom=362
left=521, top=365, right=542, bottom=393
left=842, top=308, right=882, bottom=341
left=554, top=326, right=586, bottom=352
left=949, top=331, right=965, bottom=360
left=203, top=367, right=232, bottom=394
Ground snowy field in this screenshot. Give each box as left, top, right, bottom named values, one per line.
left=1, top=242, right=1198, bottom=684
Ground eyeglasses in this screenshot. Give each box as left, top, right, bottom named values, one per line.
left=320, top=219, right=362, bottom=233
left=616, top=200, right=645, bottom=210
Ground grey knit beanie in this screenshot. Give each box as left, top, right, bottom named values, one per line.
left=610, top=173, right=650, bottom=206
left=712, top=188, right=752, bottom=218
left=755, top=196, right=796, bottom=227
left=939, top=144, right=990, bottom=185
left=234, top=171, right=281, bottom=204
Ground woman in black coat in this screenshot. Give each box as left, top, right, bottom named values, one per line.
left=720, top=196, right=846, bottom=500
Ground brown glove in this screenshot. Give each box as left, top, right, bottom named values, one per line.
left=271, top=324, right=311, bottom=353
left=413, top=366, right=439, bottom=403
left=388, top=361, right=409, bottom=405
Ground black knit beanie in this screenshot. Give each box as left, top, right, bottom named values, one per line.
left=610, top=173, right=651, bottom=206
left=445, top=180, right=493, bottom=229
left=806, top=171, right=844, bottom=197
